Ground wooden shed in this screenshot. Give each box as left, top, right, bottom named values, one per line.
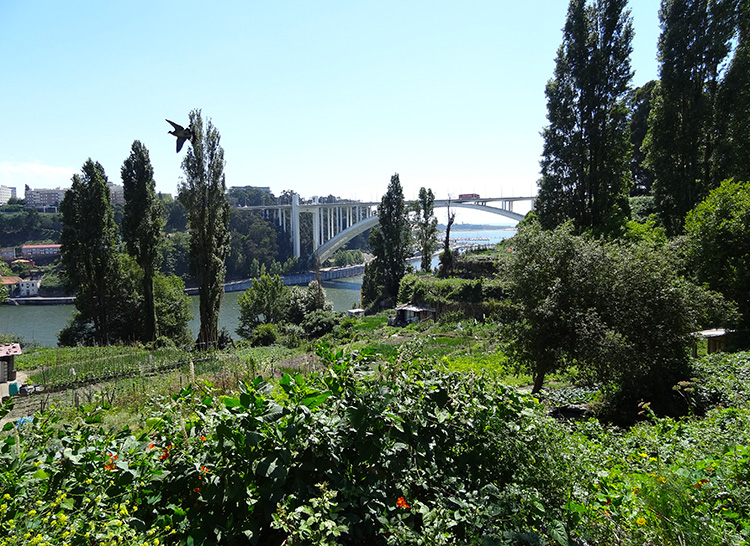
left=693, top=329, right=729, bottom=356
left=389, top=304, right=437, bottom=326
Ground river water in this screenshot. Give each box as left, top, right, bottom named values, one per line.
left=0, top=229, right=514, bottom=347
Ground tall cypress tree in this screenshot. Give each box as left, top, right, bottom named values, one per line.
left=645, top=0, right=739, bottom=235
left=121, top=140, right=164, bottom=343
left=362, top=173, right=410, bottom=308
left=414, top=187, right=438, bottom=273
left=178, top=110, right=230, bottom=348
left=60, top=159, right=121, bottom=345
left=715, top=0, right=750, bottom=182
left=537, top=0, right=634, bottom=235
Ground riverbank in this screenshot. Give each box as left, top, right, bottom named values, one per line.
left=6, top=296, right=75, bottom=305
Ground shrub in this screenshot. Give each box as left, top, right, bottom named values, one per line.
left=251, top=323, right=278, bottom=347
left=506, top=220, right=733, bottom=418
left=301, top=309, right=342, bottom=339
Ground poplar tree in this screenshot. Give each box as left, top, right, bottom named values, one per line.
left=60, top=159, right=121, bottom=345
left=537, top=0, right=634, bottom=235
left=414, top=187, right=438, bottom=272
left=121, top=140, right=164, bottom=343
left=362, top=173, right=410, bottom=308
left=178, top=110, right=230, bottom=348
left=714, top=0, right=750, bottom=182
left=646, top=0, right=739, bottom=235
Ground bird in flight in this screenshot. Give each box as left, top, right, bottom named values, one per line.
left=166, top=119, right=193, bottom=152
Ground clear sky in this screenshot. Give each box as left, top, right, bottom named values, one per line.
left=0, top=1, right=661, bottom=224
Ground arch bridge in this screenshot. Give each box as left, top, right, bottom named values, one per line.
left=239, top=194, right=534, bottom=263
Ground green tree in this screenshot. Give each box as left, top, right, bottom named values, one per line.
left=153, top=272, right=193, bottom=347
left=628, top=80, right=658, bottom=196
left=286, top=280, right=333, bottom=325
left=236, top=274, right=288, bottom=339
left=646, top=0, right=739, bottom=235
left=506, top=221, right=729, bottom=411
left=178, top=109, right=231, bottom=348
left=121, top=140, right=164, bottom=343
left=362, top=173, right=410, bottom=308
left=413, top=187, right=438, bottom=272
left=684, top=179, right=750, bottom=332
left=60, top=159, right=121, bottom=345
left=59, top=255, right=192, bottom=347
left=159, top=231, right=191, bottom=280
left=537, top=0, right=634, bottom=235
left=714, top=0, right=750, bottom=182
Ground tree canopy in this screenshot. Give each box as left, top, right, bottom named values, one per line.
left=362, top=173, right=411, bottom=309
left=178, top=109, right=231, bottom=348
left=122, top=140, right=164, bottom=343
left=413, top=187, right=438, bottom=273
left=646, top=0, right=740, bottom=235
left=506, top=221, right=730, bottom=412
left=537, top=0, right=634, bottom=235
left=60, top=159, right=122, bottom=345
left=684, top=178, right=750, bottom=333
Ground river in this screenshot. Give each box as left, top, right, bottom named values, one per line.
left=0, top=228, right=514, bottom=347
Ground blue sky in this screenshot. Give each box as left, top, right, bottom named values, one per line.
left=0, top=1, right=660, bottom=223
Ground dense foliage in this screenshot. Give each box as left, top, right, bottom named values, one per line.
left=60, top=160, right=122, bottom=345
left=178, top=110, right=231, bottom=347
left=646, top=0, right=742, bottom=235
left=537, top=0, right=634, bottom=235
left=413, top=187, right=439, bottom=273
left=122, top=140, right=164, bottom=343
left=3, top=347, right=750, bottom=546
left=236, top=276, right=335, bottom=342
left=505, top=221, right=731, bottom=413
left=362, top=173, right=411, bottom=310
left=684, top=179, right=750, bottom=334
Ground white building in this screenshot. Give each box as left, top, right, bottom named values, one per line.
left=18, top=279, right=40, bottom=297
left=0, top=186, right=17, bottom=205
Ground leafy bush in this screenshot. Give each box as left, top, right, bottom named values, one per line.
left=506, top=221, right=733, bottom=418
left=301, top=309, right=342, bottom=339
left=252, top=323, right=279, bottom=347
left=2, top=348, right=750, bottom=545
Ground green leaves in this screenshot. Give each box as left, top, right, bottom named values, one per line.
left=538, top=0, right=634, bottom=236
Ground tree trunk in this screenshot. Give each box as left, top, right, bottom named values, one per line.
left=531, top=369, right=546, bottom=394
left=143, top=270, right=156, bottom=343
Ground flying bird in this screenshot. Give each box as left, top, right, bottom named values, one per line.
left=166, top=119, right=193, bottom=153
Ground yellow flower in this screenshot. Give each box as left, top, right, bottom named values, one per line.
left=637, top=516, right=646, bottom=525
left=36, top=500, right=43, bottom=505
left=28, top=509, right=37, bottom=516
left=86, top=478, right=93, bottom=484
left=153, top=539, right=160, bottom=546
left=657, top=476, right=666, bottom=483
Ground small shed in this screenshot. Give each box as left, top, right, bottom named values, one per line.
left=694, top=328, right=729, bottom=356
left=0, top=343, right=22, bottom=382
left=389, top=304, right=437, bottom=326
